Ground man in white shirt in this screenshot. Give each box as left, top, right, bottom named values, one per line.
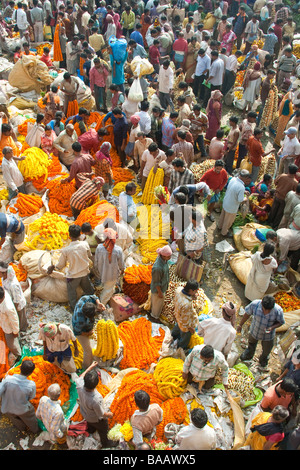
left=134, top=101, right=151, bottom=136
left=12, top=2, right=29, bottom=38
left=278, top=127, right=300, bottom=175
left=158, top=59, right=174, bottom=112
left=218, top=170, right=250, bottom=236
left=243, top=14, right=261, bottom=55
left=175, top=408, right=217, bottom=450
left=193, top=48, right=211, bottom=102
left=0, top=287, right=21, bottom=359
left=94, top=217, right=133, bottom=252
left=222, top=50, right=243, bottom=96
left=203, top=50, right=224, bottom=107
left=139, top=142, right=166, bottom=190
left=1, top=146, right=26, bottom=201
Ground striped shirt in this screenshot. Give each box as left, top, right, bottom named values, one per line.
left=183, top=344, right=229, bottom=385
left=70, top=173, right=101, bottom=211
left=172, top=141, right=194, bottom=167
left=245, top=299, right=285, bottom=341
left=94, top=158, right=113, bottom=183
left=168, top=167, right=195, bottom=194
left=36, top=396, right=66, bottom=442
left=278, top=54, right=297, bottom=73
left=72, top=295, right=98, bottom=336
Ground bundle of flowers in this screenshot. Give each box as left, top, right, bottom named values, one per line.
left=92, top=319, right=120, bottom=362
left=154, top=185, right=170, bottom=205
left=10, top=262, right=27, bottom=282
left=273, top=291, right=300, bottom=313
left=75, top=200, right=119, bottom=229
left=122, top=279, right=151, bottom=305
left=117, top=317, right=166, bottom=370
left=109, top=369, right=164, bottom=428
left=46, top=175, right=76, bottom=217
left=112, top=181, right=142, bottom=203
left=123, top=264, right=152, bottom=285
left=112, top=168, right=135, bottom=184
left=141, top=168, right=164, bottom=205
left=18, top=147, right=51, bottom=181
left=24, top=212, right=70, bottom=250
left=8, top=192, right=43, bottom=218
left=153, top=357, right=187, bottom=400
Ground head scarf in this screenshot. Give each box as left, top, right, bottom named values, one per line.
left=103, top=228, right=118, bottom=263
left=211, top=90, right=223, bottom=100
left=222, top=301, right=236, bottom=327
left=130, top=115, right=140, bottom=126
left=96, top=142, right=112, bottom=165
left=94, top=176, right=105, bottom=187
left=40, top=322, right=58, bottom=338
left=156, top=245, right=172, bottom=257
left=254, top=61, right=261, bottom=71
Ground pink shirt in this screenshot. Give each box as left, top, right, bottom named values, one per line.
left=89, top=64, right=109, bottom=91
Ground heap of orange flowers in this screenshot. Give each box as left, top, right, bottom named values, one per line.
left=122, top=280, right=150, bottom=305
left=273, top=291, right=300, bottom=313
left=18, top=118, right=36, bottom=136
left=10, top=262, right=27, bottom=282
left=123, top=265, right=152, bottom=285
left=9, top=193, right=43, bottom=218
left=0, top=327, right=10, bottom=380
left=117, top=317, right=165, bottom=370
left=109, top=369, right=164, bottom=428
left=7, top=355, right=71, bottom=409
left=46, top=174, right=76, bottom=217
left=75, top=200, right=119, bottom=229
left=155, top=397, right=189, bottom=441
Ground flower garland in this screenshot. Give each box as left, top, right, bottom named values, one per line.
left=153, top=357, right=187, bottom=400
left=117, top=317, right=166, bottom=370
left=155, top=397, right=189, bottom=441
left=141, top=167, right=164, bottom=205
left=75, top=200, right=119, bottom=229
left=46, top=175, right=76, bottom=217
left=9, top=193, right=44, bottom=218
left=7, top=355, right=71, bottom=409
left=24, top=212, right=70, bottom=250
left=92, top=319, right=120, bottom=362
left=123, top=264, right=152, bottom=285
left=18, top=147, right=52, bottom=181
left=122, top=279, right=150, bottom=305
left=109, top=369, right=164, bottom=428
left=112, top=181, right=142, bottom=203
left=260, top=85, right=278, bottom=129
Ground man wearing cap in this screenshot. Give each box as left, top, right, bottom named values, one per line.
left=277, top=127, right=300, bottom=174
left=39, top=322, right=79, bottom=375
left=198, top=302, right=237, bottom=359
left=218, top=170, right=251, bottom=237
left=149, top=245, right=172, bottom=321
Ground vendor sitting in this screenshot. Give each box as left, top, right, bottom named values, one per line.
left=130, top=390, right=163, bottom=449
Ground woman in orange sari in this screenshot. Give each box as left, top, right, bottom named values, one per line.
left=243, top=405, right=289, bottom=450
left=141, top=9, right=152, bottom=47
left=274, top=89, right=294, bottom=146
left=184, top=36, right=200, bottom=84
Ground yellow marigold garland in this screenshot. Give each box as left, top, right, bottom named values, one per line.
left=92, top=319, right=120, bottom=362
left=153, top=357, right=187, bottom=400
left=141, top=167, right=164, bottom=205
left=18, top=147, right=51, bottom=181
left=24, top=212, right=70, bottom=250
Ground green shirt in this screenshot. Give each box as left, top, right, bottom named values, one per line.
left=150, top=255, right=170, bottom=294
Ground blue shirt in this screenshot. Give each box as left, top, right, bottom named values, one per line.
left=0, top=374, right=36, bottom=415
left=72, top=294, right=98, bottom=336
left=110, top=51, right=128, bottom=86
left=130, top=30, right=144, bottom=47
left=263, top=33, right=278, bottom=55
left=245, top=299, right=285, bottom=341
left=95, top=6, right=107, bottom=26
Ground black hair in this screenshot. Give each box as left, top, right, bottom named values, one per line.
left=69, top=224, right=81, bottom=239
left=280, top=377, right=298, bottom=394
left=261, top=295, right=276, bottom=310
left=177, top=130, right=187, bottom=140
left=174, top=192, right=187, bottom=204
left=254, top=127, right=263, bottom=136
left=185, top=279, right=199, bottom=292
left=126, top=182, right=137, bottom=193
left=140, top=101, right=150, bottom=111
left=191, top=408, right=208, bottom=428
left=172, top=158, right=185, bottom=168
left=288, top=164, right=298, bottom=175
left=215, top=159, right=224, bottom=167
left=72, top=142, right=82, bottom=152
left=261, top=242, right=275, bottom=259
left=229, top=116, right=239, bottom=124
left=20, top=359, right=35, bottom=376
left=200, top=345, right=214, bottom=359
left=81, top=222, right=92, bottom=232
left=84, top=369, right=99, bottom=390
left=82, top=302, right=97, bottom=319
left=148, top=142, right=159, bottom=153
left=134, top=390, right=150, bottom=410
left=216, top=129, right=224, bottom=139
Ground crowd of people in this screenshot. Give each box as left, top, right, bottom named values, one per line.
left=0, top=0, right=299, bottom=453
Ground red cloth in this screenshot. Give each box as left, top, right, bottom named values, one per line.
left=67, top=420, right=89, bottom=437
left=40, top=53, right=53, bottom=68
left=78, top=129, right=100, bottom=153
left=247, top=135, right=264, bottom=167
left=149, top=45, right=160, bottom=65
left=200, top=167, right=228, bottom=192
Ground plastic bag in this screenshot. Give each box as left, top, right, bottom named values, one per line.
left=128, top=78, right=143, bottom=103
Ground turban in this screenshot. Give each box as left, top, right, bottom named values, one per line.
left=156, top=245, right=172, bottom=257
left=130, top=115, right=140, bottom=126
left=222, top=302, right=236, bottom=327
left=40, top=322, right=58, bottom=338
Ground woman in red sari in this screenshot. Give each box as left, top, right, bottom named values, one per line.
left=205, top=90, right=223, bottom=142
left=141, top=9, right=152, bottom=47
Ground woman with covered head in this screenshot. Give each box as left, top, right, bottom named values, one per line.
left=197, top=302, right=237, bottom=360
left=94, top=142, right=113, bottom=190
left=149, top=244, right=172, bottom=322
left=94, top=228, right=125, bottom=306
left=242, top=61, right=262, bottom=115
left=205, top=90, right=223, bottom=142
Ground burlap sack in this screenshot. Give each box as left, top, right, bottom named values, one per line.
left=228, top=251, right=253, bottom=285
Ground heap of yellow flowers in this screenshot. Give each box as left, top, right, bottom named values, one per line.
left=153, top=357, right=187, bottom=400
left=92, top=319, right=120, bottom=362
left=136, top=204, right=169, bottom=264
left=24, top=212, right=70, bottom=250
left=18, top=147, right=52, bottom=181
left=141, top=167, right=164, bottom=205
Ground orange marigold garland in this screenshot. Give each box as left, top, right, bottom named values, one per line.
left=117, top=317, right=165, bottom=370
left=122, top=280, right=150, bottom=305
left=46, top=175, right=76, bottom=217
left=109, top=369, right=164, bottom=428
left=156, top=397, right=189, bottom=441
left=7, top=355, right=71, bottom=410
left=75, top=200, right=119, bottom=229
left=9, top=193, right=44, bottom=218
left=123, top=265, right=152, bottom=284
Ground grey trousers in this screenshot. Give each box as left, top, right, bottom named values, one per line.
left=6, top=404, right=39, bottom=433
left=67, top=275, right=94, bottom=311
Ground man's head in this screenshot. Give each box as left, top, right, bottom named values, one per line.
left=162, top=59, right=170, bottom=70
left=148, top=142, right=160, bottom=158
left=134, top=390, right=150, bottom=411
left=177, top=130, right=187, bottom=141
left=261, top=295, right=276, bottom=314
left=216, top=129, right=224, bottom=140
left=247, top=111, right=257, bottom=123
left=271, top=405, right=290, bottom=424
left=2, top=146, right=13, bottom=160
left=82, top=302, right=97, bottom=319
left=254, top=127, right=263, bottom=140
left=72, top=142, right=82, bottom=155
left=20, top=359, right=35, bottom=377
left=239, top=169, right=251, bottom=183
left=278, top=377, right=298, bottom=398
left=69, top=224, right=82, bottom=240
left=288, top=164, right=299, bottom=175
left=84, top=369, right=99, bottom=391
left=172, top=158, right=185, bottom=171
left=184, top=279, right=199, bottom=297
left=191, top=408, right=208, bottom=429
left=125, top=182, right=137, bottom=195
left=214, top=159, right=224, bottom=173
left=229, top=116, right=238, bottom=127
left=112, top=107, right=123, bottom=118
left=169, top=111, right=179, bottom=122
left=47, top=383, right=61, bottom=401
left=284, top=127, right=298, bottom=140
left=65, top=123, right=75, bottom=136
left=200, top=345, right=214, bottom=364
